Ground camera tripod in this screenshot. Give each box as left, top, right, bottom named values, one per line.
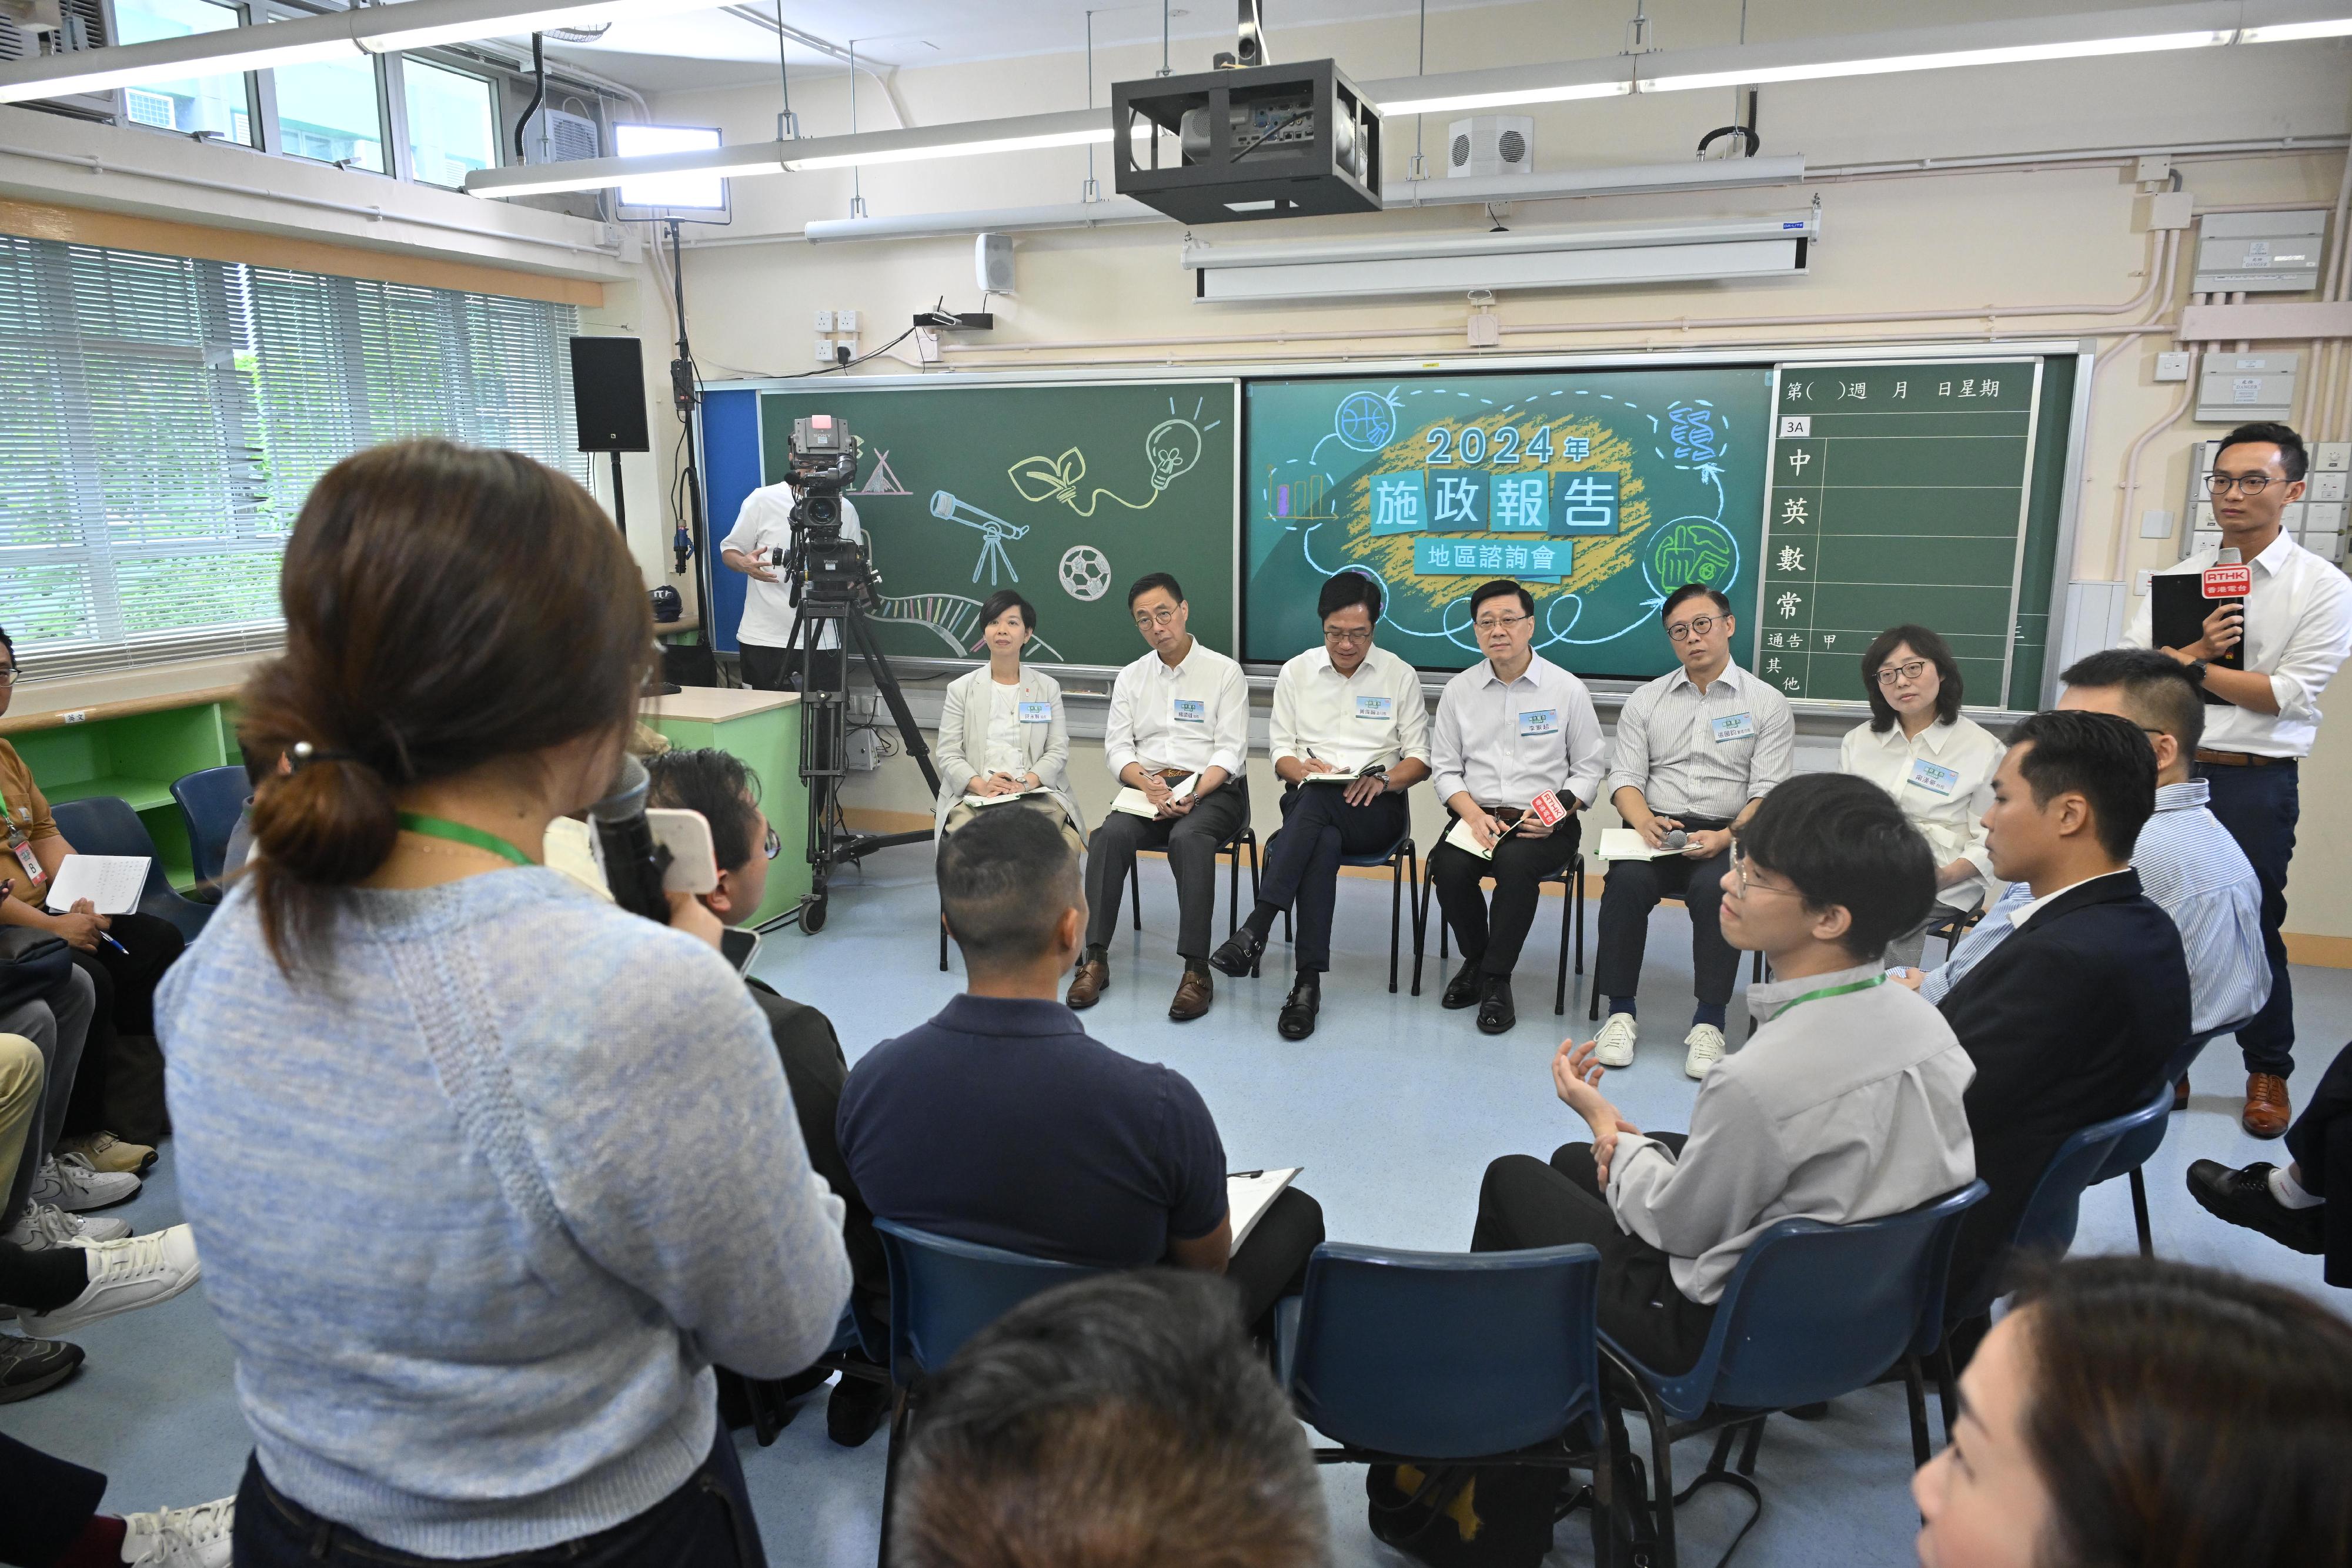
left=777, top=585, right=940, bottom=934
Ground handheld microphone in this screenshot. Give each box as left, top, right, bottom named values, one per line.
left=2217, top=547, right=2242, bottom=565
left=592, top=754, right=674, bottom=923
left=1662, top=829, right=1688, bottom=851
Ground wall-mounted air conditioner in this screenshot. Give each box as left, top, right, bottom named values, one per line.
left=1183, top=208, right=1820, bottom=302
left=526, top=106, right=601, bottom=165
left=2, top=0, right=118, bottom=122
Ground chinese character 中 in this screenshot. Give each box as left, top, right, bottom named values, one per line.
left=1776, top=591, right=1802, bottom=620
left=1786, top=450, right=1812, bottom=477
left=1776, top=544, right=1806, bottom=573
left=1433, top=474, right=1482, bottom=526
left=1780, top=496, right=1810, bottom=526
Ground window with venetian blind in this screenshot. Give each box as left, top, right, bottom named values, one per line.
left=0, top=233, right=585, bottom=680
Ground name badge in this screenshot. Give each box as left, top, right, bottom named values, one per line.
left=1710, top=711, right=1756, bottom=743
left=1518, top=708, right=1559, bottom=738
left=1172, top=698, right=1207, bottom=724
left=1355, top=696, right=1394, bottom=721
left=1907, top=758, right=1960, bottom=797
left=11, top=839, right=41, bottom=882
left=1017, top=701, right=1052, bottom=724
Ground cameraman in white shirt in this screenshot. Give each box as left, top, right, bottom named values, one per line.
left=720, top=480, right=863, bottom=694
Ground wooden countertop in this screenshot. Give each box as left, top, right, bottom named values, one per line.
left=642, top=686, right=799, bottom=723
left=0, top=682, right=244, bottom=737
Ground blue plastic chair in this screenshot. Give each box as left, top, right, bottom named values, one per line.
left=1601, top=1180, right=1988, bottom=1567
left=1415, top=808, right=1583, bottom=1014
left=870, top=1219, right=1104, bottom=1566
left=1259, top=822, right=1422, bottom=994
left=2007, top=1081, right=2176, bottom=1263
left=169, top=765, right=250, bottom=887
left=48, top=796, right=211, bottom=940
left=2095, top=1028, right=2241, bottom=1258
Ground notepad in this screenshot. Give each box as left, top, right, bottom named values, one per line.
left=961, top=787, right=1052, bottom=808
left=1298, top=750, right=1374, bottom=782
left=42, top=854, right=148, bottom=915
left=1112, top=773, right=1198, bottom=818
left=1228, top=1167, right=1304, bottom=1251
left=1597, top=828, right=1678, bottom=861
left=1442, top=815, right=1501, bottom=860
left=542, top=818, right=613, bottom=901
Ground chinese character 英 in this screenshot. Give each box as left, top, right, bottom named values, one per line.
left=1776, top=591, right=1802, bottom=620
left=1780, top=496, right=1810, bottom=526
left=1776, top=544, right=1805, bottom=573
left=1433, top=474, right=1482, bottom=526
left=1786, top=450, right=1812, bottom=477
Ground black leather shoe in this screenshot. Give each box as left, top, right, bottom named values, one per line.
left=0, top=1333, right=83, bottom=1404
left=1441, top=958, right=1483, bottom=1010
left=826, top=1370, right=892, bottom=1447
left=1210, top=927, right=1267, bottom=978
left=2187, top=1160, right=2325, bottom=1255
left=1476, top=975, right=1516, bottom=1035
left=1278, top=978, right=1321, bottom=1039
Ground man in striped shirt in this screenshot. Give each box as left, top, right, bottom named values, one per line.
left=1919, top=653, right=2266, bottom=1095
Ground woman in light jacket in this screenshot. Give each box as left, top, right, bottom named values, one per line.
left=1839, top=623, right=2003, bottom=969
left=934, top=590, right=1085, bottom=854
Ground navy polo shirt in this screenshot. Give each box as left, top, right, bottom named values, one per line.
left=837, top=994, right=1228, bottom=1267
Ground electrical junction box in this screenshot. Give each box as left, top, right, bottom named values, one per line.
left=844, top=728, right=881, bottom=771
left=2194, top=211, right=2325, bottom=293
left=1448, top=115, right=1533, bottom=179
left=2154, top=350, right=2190, bottom=382
left=2195, top=352, right=2297, bottom=423
left=2140, top=507, right=2175, bottom=540
left=2145, top=190, right=2193, bottom=230
left=2311, top=472, right=2348, bottom=503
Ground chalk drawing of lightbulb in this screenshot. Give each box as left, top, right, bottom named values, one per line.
left=1145, top=418, right=1204, bottom=492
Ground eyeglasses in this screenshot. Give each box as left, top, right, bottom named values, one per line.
left=2207, top=473, right=2283, bottom=495
left=763, top=824, right=780, bottom=861
left=1473, top=613, right=1531, bottom=634
left=1730, top=854, right=1797, bottom=901
left=1665, top=615, right=1720, bottom=643
left=0, top=667, right=16, bottom=686
left=1874, top=658, right=1932, bottom=688
left=1133, top=606, right=1180, bottom=628
left=1322, top=626, right=1374, bottom=645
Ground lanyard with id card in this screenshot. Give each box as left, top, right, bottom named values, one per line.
left=0, top=789, right=42, bottom=886
left=1907, top=757, right=1960, bottom=797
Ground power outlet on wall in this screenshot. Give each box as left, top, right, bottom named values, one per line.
left=814, top=337, right=836, bottom=363
left=836, top=309, right=860, bottom=333
left=813, top=309, right=834, bottom=332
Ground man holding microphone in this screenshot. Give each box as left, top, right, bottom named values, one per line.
left=1594, top=584, right=1795, bottom=1078
left=1425, top=579, right=1608, bottom=1037
left=2127, top=422, right=2352, bottom=1138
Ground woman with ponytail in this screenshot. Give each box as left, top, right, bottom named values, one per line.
left=157, top=440, right=851, bottom=1567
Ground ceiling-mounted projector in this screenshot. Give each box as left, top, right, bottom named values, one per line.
left=1113, top=58, right=1382, bottom=224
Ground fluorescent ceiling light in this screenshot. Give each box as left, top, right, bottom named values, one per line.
left=1364, top=58, right=1633, bottom=116
left=804, top=198, right=1162, bottom=243
left=473, top=140, right=786, bottom=198
left=784, top=122, right=1150, bottom=172
left=0, top=0, right=713, bottom=103
left=1378, top=81, right=1629, bottom=116
left=1640, top=29, right=2230, bottom=93
left=2237, top=16, right=2352, bottom=40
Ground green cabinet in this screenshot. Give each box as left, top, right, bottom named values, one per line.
left=2, top=692, right=240, bottom=891
left=643, top=688, right=810, bottom=926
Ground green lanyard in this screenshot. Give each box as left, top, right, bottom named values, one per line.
left=396, top=813, right=535, bottom=868
left=1768, top=974, right=1886, bottom=1021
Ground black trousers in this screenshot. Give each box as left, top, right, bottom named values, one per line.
left=62, top=910, right=182, bottom=1139
left=0, top=1238, right=89, bottom=1313
left=1428, top=818, right=1581, bottom=978
left=737, top=640, right=844, bottom=697
left=1473, top=1135, right=1716, bottom=1375
left=2202, top=761, right=2298, bottom=1077
left=1083, top=780, right=1252, bottom=961
left=2285, top=1039, right=2352, bottom=1288
left=1, top=1433, right=108, bottom=1568
left=1259, top=787, right=1410, bottom=973
left=1593, top=819, right=1738, bottom=1009
left=233, top=1424, right=766, bottom=1568
left=1227, top=1186, right=1325, bottom=1340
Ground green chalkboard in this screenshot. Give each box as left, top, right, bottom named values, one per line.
left=1755, top=361, right=2050, bottom=708
left=755, top=381, right=1237, bottom=667
left=1242, top=367, right=1775, bottom=680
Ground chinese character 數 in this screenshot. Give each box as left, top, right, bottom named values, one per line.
left=1776, top=545, right=1806, bottom=573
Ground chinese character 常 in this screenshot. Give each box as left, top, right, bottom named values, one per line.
left=1776, top=591, right=1802, bottom=620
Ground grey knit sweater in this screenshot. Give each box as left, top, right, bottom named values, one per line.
left=159, top=869, right=850, bottom=1556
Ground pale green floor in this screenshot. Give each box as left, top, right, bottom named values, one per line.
left=5, top=845, right=2346, bottom=1566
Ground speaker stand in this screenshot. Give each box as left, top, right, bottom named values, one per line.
left=609, top=449, right=626, bottom=537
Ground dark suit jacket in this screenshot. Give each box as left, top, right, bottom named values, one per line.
left=1936, top=870, right=2190, bottom=1313
left=747, top=979, right=886, bottom=1328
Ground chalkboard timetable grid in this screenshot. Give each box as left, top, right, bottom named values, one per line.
left=1755, top=360, right=2043, bottom=708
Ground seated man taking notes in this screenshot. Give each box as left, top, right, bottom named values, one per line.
left=1071, top=573, right=1252, bottom=1022
left=1424, top=579, right=1606, bottom=1037
left=1210, top=571, right=1429, bottom=1041
left=1470, top=773, right=1975, bottom=1377
left=838, top=807, right=1324, bottom=1342
left=1595, top=584, right=1795, bottom=1078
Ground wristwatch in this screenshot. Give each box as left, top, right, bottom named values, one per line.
left=2183, top=657, right=2209, bottom=687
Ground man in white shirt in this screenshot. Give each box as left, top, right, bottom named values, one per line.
left=1425, top=580, right=1607, bottom=1037
left=719, top=479, right=864, bottom=693
left=1070, top=573, right=1252, bottom=1023
left=1596, top=585, right=1796, bottom=1078
left=1208, top=573, right=1429, bottom=1041
left=2124, top=421, right=2352, bottom=1139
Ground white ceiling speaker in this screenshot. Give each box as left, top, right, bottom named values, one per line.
left=975, top=233, right=1017, bottom=296
left=1448, top=115, right=1534, bottom=179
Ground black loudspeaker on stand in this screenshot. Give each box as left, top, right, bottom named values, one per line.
left=570, top=336, right=651, bottom=537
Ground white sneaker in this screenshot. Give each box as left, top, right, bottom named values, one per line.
left=120, top=1496, right=234, bottom=1568
left=1593, top=1012, right=1639, bottom=1068
left=20, top=1226, right=201, bottom=1336
left=31, top=1151, right=141, bottom=1212
left=1685, top=1024, right=1728, bottom=1079
left=2, top=1202, right=131, bottom=1250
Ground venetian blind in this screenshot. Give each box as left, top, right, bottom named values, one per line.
left=0, top=234, right=584, bottom=681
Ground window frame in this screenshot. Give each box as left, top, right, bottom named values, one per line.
left=101, top=0, right=263, bottom=151
left=255, top=0, right=392, bottom=176
left=385, top=51, right=503, bottom=190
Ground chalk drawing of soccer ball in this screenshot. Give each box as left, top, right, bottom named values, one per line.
left=1059, top=545, right=1113, bottom=601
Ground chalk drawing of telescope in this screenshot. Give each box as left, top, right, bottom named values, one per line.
left=931, top=489, right=1029, bottom=586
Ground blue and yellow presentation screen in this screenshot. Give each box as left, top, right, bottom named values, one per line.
left=1242, top=367, right=1772, bottom=679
